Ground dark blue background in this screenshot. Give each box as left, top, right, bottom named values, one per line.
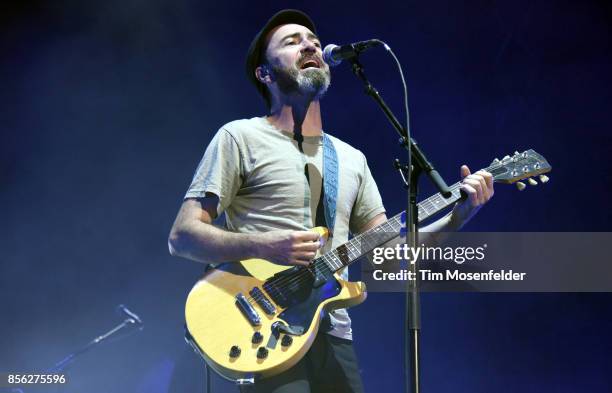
left=1, top=1, right=611, bottom=392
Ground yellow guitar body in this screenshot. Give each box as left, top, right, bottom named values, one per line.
left=184, top=228, right=367, bottom=381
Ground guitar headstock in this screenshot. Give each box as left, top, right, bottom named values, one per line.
left=487, top=149, right=552, bottom=190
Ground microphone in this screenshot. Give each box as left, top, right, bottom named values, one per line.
left=323, top=39, right=383, bottom=67
left=117, top=304, right=143, bottom=324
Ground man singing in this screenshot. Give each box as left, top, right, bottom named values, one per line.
left=169, top=9, right=494, bottom=393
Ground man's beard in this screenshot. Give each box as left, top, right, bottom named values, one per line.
left=271, top=62, right=331, bottom=100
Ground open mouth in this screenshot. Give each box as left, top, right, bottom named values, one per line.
left=300, top=59, right=320, bottom=69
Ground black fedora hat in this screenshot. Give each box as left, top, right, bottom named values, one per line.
left=245, top=9, right=317, bottom=108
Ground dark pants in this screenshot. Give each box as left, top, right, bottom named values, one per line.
left=239, top=333, right=365, bottom=393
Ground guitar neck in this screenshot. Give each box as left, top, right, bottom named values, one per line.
left=316, top=181, right=465, bottom=273
left=315, top=148, right=553, bottom=274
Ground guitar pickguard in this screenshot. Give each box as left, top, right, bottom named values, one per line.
left=277, top=275, right=341, bottom=333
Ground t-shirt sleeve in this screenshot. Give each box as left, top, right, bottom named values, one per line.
left=184, top=128, right=243, bottom=216
left=349, top=153, right=386, bottom=234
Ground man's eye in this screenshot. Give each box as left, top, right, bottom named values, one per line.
left=313, top=42, right=321, bottom=48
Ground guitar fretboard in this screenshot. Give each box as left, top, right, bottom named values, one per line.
left=315, top=181, right=465, bottom=273
left=311, top=152, right=548, bottom=274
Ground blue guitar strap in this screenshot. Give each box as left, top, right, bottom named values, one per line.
left=320, top=133, right=339, bottom=333
left=322, top=133, right=338, bottom=236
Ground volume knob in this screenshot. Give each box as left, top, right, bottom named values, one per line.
left=252, top=331, right=264, bottom=344
left=281, top=335, right=293, bottom=347
left=229, top=345, right=241, bottom=358
left=256, top=347, right=268, bottom=359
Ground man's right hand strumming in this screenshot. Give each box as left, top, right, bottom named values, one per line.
left=254, top=230, right=322, bottom=267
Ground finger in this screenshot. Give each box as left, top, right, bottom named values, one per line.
left=460, top=165, right=471, bottom=179
left=475, top=170, right=492, bottom=187
left=294, top=231, right=321, bottom=242
left=479, top=173, right=491, bottom=201
left=460, top=183, right=479, bottom=207
left=289, top=259, right=311, bottom=267
left=463, top=178, right=484, bottom=205
left=472, top=174, right=489, bottom=201
left=293, top=242, right=321, bottom=252
left=479, top=170, right=494, bottom=195
left=293, top=251, right=317, bottom=263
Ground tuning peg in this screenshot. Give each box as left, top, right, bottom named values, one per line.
left=514, top=151, right=520, bottom=156
left=503, top=155, right=510, bottom=161
left=539, top=175, right=549, bottom=183
left=516, top=182, right=526, bottom=191
left=493, top=158, right=500, bottom=164
left=528, top=178, right=538, bottom=186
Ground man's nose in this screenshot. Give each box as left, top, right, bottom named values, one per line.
left=301, top=40, right=317, bottom=53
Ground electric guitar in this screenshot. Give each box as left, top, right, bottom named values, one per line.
left=184, top=149, right=551, bottom=383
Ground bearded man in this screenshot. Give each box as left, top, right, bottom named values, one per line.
left=169, top=9, right=494, bottom=393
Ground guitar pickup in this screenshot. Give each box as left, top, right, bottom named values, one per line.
left=249, top=287, right=276, bottom=315
left=235, top=293, right=261, bottom=326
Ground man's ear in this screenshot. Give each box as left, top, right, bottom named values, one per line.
left=255, top=64, right=274, bottom=84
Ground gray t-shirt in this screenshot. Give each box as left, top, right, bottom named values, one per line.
left=185, top=116, right=385, bottom=339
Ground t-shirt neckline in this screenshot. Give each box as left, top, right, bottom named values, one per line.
left=258, top=116, right=324, bottom=145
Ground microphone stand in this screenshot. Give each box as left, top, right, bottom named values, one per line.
left=50, top=317, right=143, bottom=373
left=348, top=56, right=451, bottom=393
left=19, top=313, right=144, bottom=393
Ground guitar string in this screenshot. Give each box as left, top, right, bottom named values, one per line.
left=243, top=181, right=465, bottom=306
left=242, top=218, right=401, bottom=307
left=241, top=188, right=456, bottom=304
left=242, top=213, right=403, bottom=306
left=242, top=157, right=535, bottom=306
left=242, top=181, right=467, bottom=306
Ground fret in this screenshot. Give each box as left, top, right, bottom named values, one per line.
left=358, top=233, right=372, bottom=252
left=331, top=253, right=342, bottom=270
left=387, top=214, right=402, bottom=232
left=326, top=253, right=338, bottom=270
left=359, top=236, right=373, bottom=254
left=336, top=245, right=351, bottom=266
left=322, top=182, right=468, bottom=273
left=314, top=256, right=327, bottom=273
left=418, top=206, right=429, bottom=221
left=321, top=254, right=337, bottom=271
left=315, top=257, right=332, bottom=275
left=427, top=197, right=444, bottom=213
left=382, top=219, right=395, bottom=232
left=350, top=237, right=361, bottom=250
left=346, top=243, right=359, bottom=258
left=422, top=199, right=434, bottom=215
left=328, top=253, right=341, bottom=270
left=429, top=195, right=445, bottom=210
